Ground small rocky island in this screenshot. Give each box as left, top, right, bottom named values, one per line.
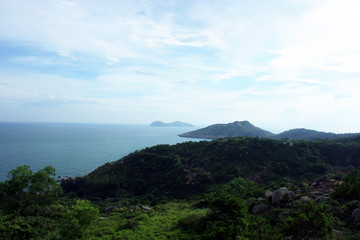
left=150, top=121, right=194, bottom=127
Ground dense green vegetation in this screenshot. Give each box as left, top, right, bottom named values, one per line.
left=179, top=120, right=275, bottom=139
left=62, top=137, right=360, bottom=201
left=179, top=120, right=359, bottom=140
left=1, top=136, right=360, bottom=239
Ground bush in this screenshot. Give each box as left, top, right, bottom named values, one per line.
left=283, top=201, right=333, bottom=240
left=332, top=169, right=360, bottom=201
left=60, top=200, right=99, bottom=240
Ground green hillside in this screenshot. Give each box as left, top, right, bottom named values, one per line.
left=179, top=121, right=275, bottom=139
left=61, top=137, right=360, bottom=200
left=179, top=121, right=359, bottom=140
left=2, top=136, right=360, bottom=239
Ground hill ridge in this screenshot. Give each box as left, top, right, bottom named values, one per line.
left=179, top=121, right=359, bottom=140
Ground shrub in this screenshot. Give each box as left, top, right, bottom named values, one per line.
left=332, top=169, right=360, bottom=201
left=283, top=201, right=333, bottom=240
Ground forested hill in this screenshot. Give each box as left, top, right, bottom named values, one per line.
left=61, top=136, right=360, bottom=200
left=273, top=128, right=358, bottom=140
left=178, top=121, right=275, bottom=139
left=179, top=121, right=359, bottom=140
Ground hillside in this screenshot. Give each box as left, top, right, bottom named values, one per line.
left=178, top=121, right=275, bottom=139
left=61, top=136, right=360, bottom=200
left=274, top=128, right=358, bottom=140
left=151, top=121, right=194, bottom=127
left=3, top=136, right=360, bottom=239
left=179, top=121, right=359, bottom=140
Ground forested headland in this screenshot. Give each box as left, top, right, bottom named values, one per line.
left=1, top=136, right=360, bottom=239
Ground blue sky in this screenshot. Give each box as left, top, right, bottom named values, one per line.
left=1, top=0, right=360, bottom=133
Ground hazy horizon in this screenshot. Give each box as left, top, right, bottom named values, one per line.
left=1, top=0, right=360, bottom=133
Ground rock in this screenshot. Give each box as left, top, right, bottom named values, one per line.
left=315, top=196, right=328, bottom=202
left=272, top=187, right=288, bottom=205
left=299, top=196, right=311, bottom=203
left=333, top=229, right=343, bottom=239
left=141, top=206, right=152, bottom=211
left=352, top=208, right=360, bottom=224
left=265, top=190, right=272, bottom=202
left=252, top=204, right=269, bottom=215
left=105, top=206, right=118, bottom=213
left=287, top=191, right=296, bottom=200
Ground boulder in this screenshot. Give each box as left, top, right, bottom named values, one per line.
left=105, top=206, right=118, bottom=213
left=315, top=196, right=328, bottom=202
left=287, top=191, right=296, bottom=200
left=272, top=187, right=288, bottom=205
left=265, top=190, right=272, bottom=202
left=352, top=208, right=360, bottom=224
left=299, top=196, right=311, bottom=204
left=333, top=229, right=343, bottom=240
left=141, top=206, right=152, bottom=211
left=252, top=204, right=269, bottom=215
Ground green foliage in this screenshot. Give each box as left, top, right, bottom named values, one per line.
left=202, top=191, right=249, bottom=240
left=283, top=201, right=333, bottom=240
left=0, top=165, right=62, bottom=214
left=60, top=200, right=99, bottom=240
left=62, top=136, right=360, bottom=201
left=0, top=214, right=32, bottom=240
left=332, top=169, right=360, bottom=201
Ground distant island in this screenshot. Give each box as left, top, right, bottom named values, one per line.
left=150, top=121, right=194, bottom=127
left=179, top=120, right=359, bottom=140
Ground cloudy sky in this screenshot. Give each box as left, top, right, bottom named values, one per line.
left=1, top=0, right=360, bottom=133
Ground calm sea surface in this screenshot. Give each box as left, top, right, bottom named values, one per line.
left=0, top=123, right=204, bottom=181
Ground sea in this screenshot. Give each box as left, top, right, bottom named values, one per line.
left=0, top=122, right=205, bottom=181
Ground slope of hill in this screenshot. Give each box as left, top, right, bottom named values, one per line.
left=61, top=136, right=360, bottom=200
left=178, top=121, right=275, bottom=139
left=151, top=121, right=194, bottom=127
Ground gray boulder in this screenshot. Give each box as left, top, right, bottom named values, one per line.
left=287, top=191, right=296, bottom=200
left=333, top=229, right=344, bottom=240
left=141, top=206, right=152, bottom=211
left=299, top=196, right=311, bottom=203
left=252, top=204, right=269, bottom=215
left=105, top=206, right=118, bottom=213
left=352, top=208, right=360, bottom=224
left=265, top=190, right=272, bottom=202
left=272, top=187, right=288, bottom=205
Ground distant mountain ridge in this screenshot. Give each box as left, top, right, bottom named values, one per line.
left=179, top=121, right=359, bottom=140
left=178, top=121, right=275, bottom=139
left=151, top=121, right=194, bottom=127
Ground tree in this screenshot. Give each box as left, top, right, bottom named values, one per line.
left=60, top=200, right=99, bottom=239
left=0, top=165, right=62, bottom=214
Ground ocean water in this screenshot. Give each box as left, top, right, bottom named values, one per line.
left=0, top=123, right=203, bottom=181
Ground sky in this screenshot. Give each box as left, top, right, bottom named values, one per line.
left=0, top=0, right=360, bottom=133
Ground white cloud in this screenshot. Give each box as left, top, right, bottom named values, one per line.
left=1, top=0, right=360, bottom=132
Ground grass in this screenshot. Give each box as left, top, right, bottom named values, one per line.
left=86, top=200, right=207, bottom=240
